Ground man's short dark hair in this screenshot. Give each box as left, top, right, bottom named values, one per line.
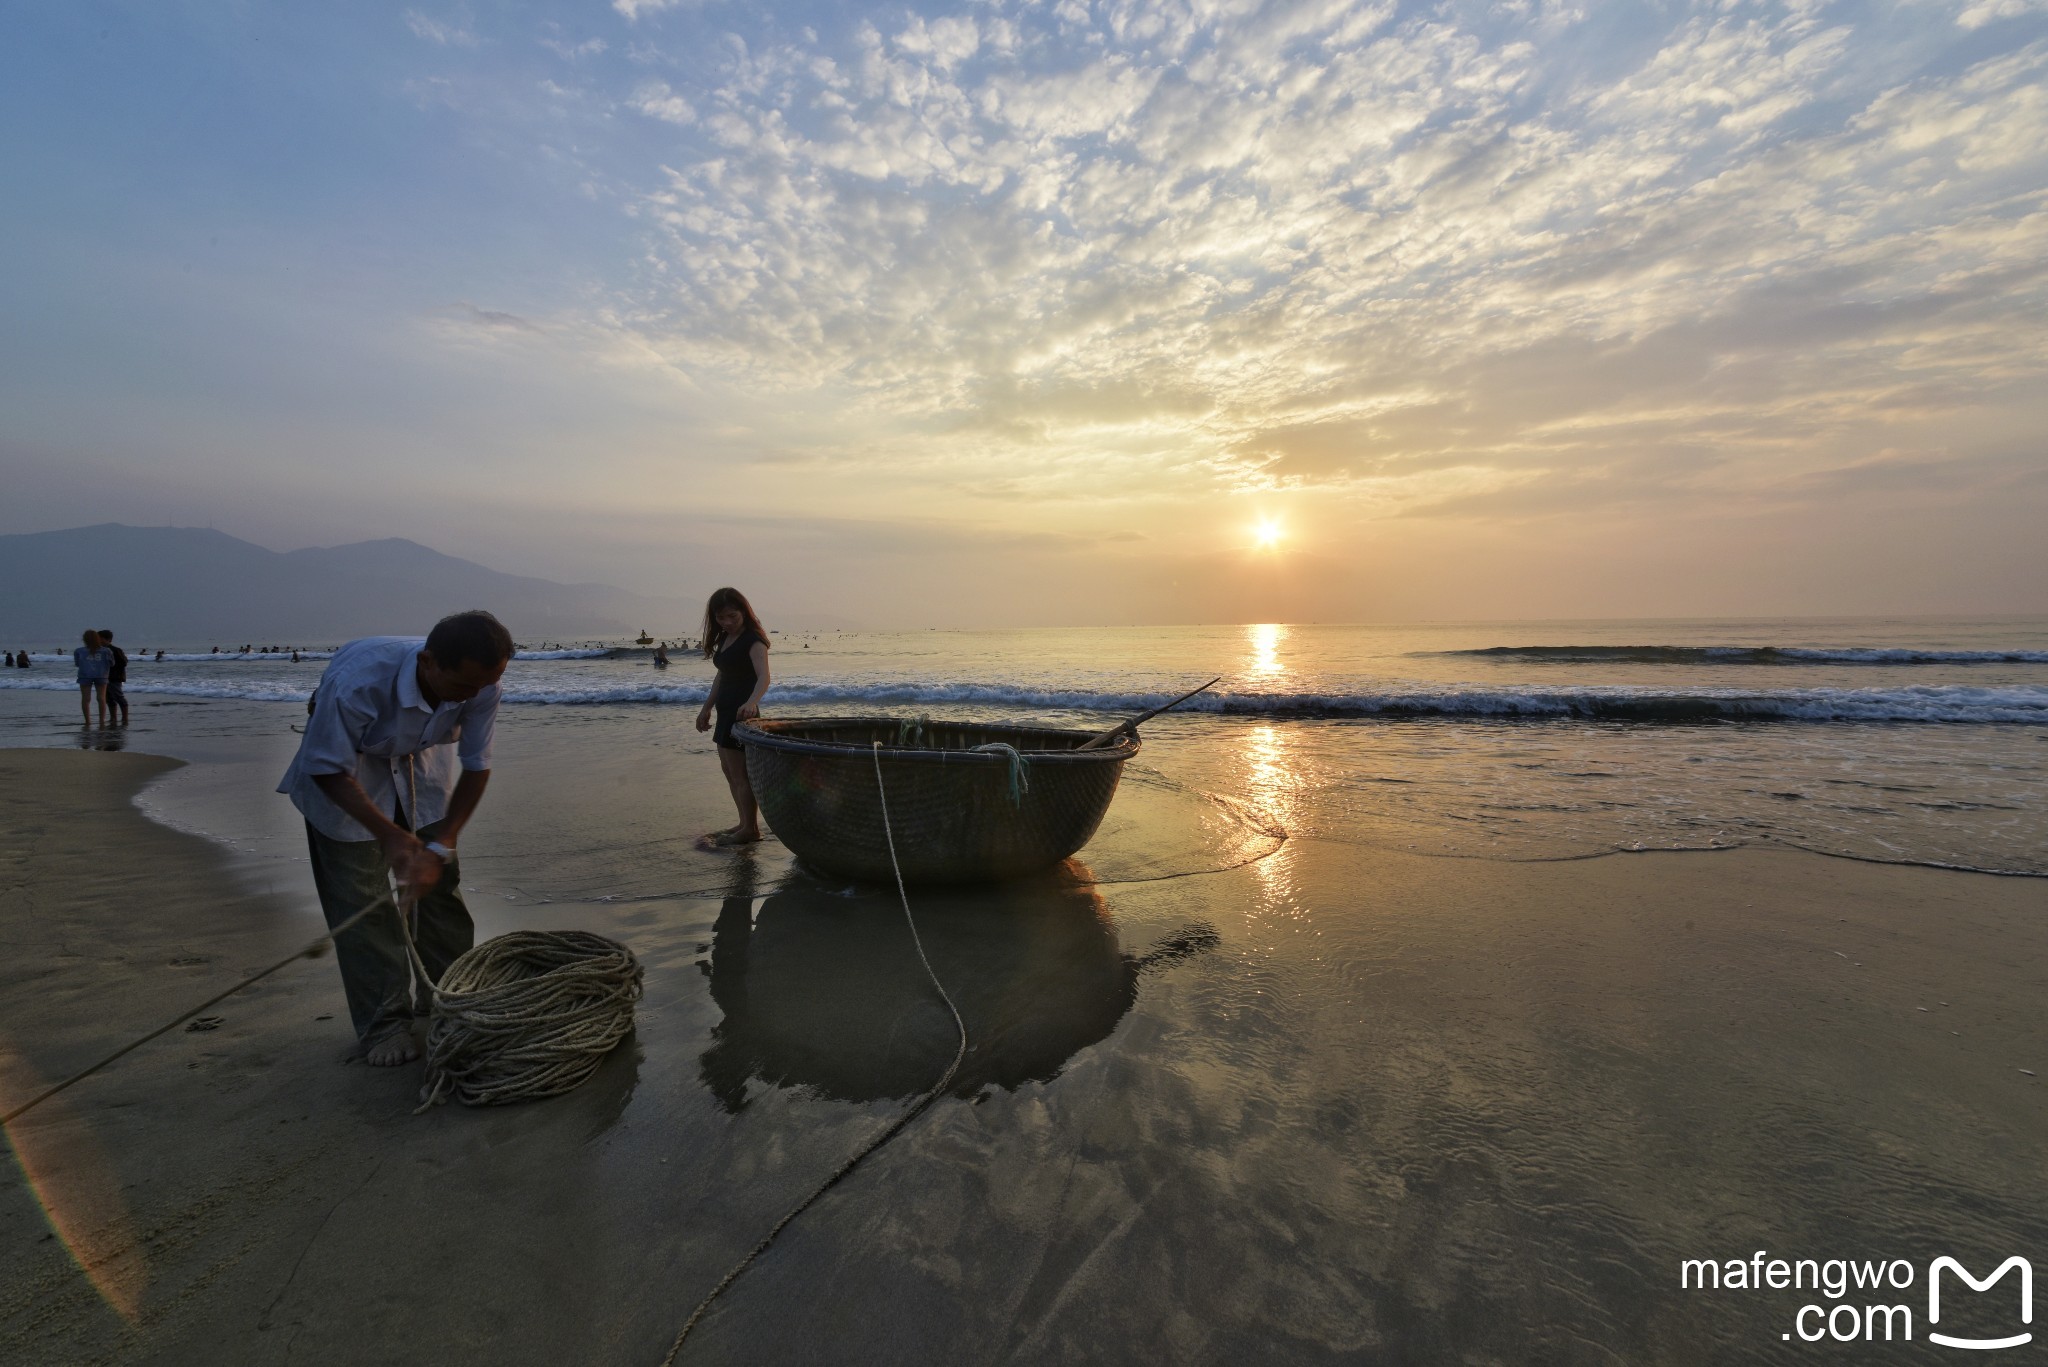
left=425, top=610, right=514, bottom=670
left=98, top=629, right=114, bottom=640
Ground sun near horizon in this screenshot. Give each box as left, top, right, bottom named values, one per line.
left=3, top=4, right=2046, bottom=625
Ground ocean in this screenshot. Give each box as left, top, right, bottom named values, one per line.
left=6, top=618, right=2047, bottom=1363
left=4, top=617, right=2044, bottom=879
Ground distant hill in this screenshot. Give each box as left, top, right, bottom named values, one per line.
left=0, top=525, right=698, bottom=645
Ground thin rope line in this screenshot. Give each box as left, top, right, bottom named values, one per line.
left=1, top=895, right=390, bottom=1128
left=659, top=742, right=969, bottom=1364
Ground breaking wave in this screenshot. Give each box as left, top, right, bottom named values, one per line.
left=1443, top=645, right=2048, bottom=665
left=21, top=649, right=334, bottom=663
left=742, top=680, right=2045, bottom=723
left=7, top=675, right=2044, bottom=724
left=19, top=647, right=615, bottom=662
left=0, top=678, right=314, bottom=703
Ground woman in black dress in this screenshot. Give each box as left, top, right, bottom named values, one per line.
left=695, top=586, right=772, bottom=846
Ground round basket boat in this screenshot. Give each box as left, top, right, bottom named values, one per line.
left=735, top=716, right=1140, bottom=883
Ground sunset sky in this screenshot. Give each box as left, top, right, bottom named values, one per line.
left=4, top=1, right=2045, bottom=625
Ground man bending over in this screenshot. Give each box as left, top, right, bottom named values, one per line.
left=278, top=611, right=513, bottom=1066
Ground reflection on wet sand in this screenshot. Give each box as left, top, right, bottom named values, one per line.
left=571, top=1033, right=642, bottom=1139
left=699, top=863, right=1217, bottom=1110
left=75, top=727, right=126, bottom=753
left=1237, top=722, right=1304, bottom=912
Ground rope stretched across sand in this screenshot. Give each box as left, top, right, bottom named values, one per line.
left=659, top=741, right=970, bottom=1363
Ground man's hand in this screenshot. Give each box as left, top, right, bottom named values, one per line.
left=381, top=829, right=444, bottom=897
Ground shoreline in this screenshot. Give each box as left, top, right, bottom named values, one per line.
left=4, top=745, right=2046, bottom=1364
left=3, top=684, right=2044, bottom=884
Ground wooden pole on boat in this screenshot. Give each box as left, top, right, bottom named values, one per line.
left=1077, top=677, right=1222, bottom=749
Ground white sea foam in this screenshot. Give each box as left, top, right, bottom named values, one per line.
left=20, top=650, right=334, bottom=663
left=10, top=674, right=2041, bottom=723
left=0, top=677, right=312, bottom=703
left=746, top=680, right=2047, bottom=723
left=501, top=682, right=710, bottom=705
left=18, top=647, right=622, bottom=663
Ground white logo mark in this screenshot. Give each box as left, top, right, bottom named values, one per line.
left=1929, top=1256, right=2033, bottom=1351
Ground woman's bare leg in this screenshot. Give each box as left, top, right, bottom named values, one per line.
left=716, top=747, right=761, bottom=841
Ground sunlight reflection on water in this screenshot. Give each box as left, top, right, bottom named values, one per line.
left=1245, top=622, right=1288, bottom=678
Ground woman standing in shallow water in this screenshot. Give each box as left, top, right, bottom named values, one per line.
left=73, top=629, right=111, bottom=726
left=695, top=587, right=771, bottom=847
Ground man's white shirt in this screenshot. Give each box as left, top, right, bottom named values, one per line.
left=278, top=636, right=499, bottom=841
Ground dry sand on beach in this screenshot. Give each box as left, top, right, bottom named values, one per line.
left=3, top=745, right=2047, bottom=1366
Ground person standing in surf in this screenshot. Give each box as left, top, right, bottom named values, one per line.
left=695, top=587, right=771, bottom=847
left=73, top=629, right=112, bottom=726
left=97, top=630, right=130, bottom=725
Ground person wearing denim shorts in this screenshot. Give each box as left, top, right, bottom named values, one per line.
left=72, top=629, right=111, bottom=726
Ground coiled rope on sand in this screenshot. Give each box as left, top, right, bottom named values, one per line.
left=412, top=929, right=643, bottom=1112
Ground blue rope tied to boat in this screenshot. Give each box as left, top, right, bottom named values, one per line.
left=895, top=716, right=929, bottom=747
left=971, top=742, right=1029, bottom=805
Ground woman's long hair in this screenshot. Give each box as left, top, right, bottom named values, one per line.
left=701, top=587, right=768, bottom=659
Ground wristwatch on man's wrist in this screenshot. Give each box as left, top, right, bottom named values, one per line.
left=424, top=840, right=455, bottom=861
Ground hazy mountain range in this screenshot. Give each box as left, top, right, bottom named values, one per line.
left=0, top=525, right=701, bottom=645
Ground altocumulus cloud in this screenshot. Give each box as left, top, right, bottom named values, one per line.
left=478, top=0, right=2048, bottom=518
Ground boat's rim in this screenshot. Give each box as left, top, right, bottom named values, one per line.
left=735, top=715, right=1140, bottom=764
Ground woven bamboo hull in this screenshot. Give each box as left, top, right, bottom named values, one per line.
left=737, top=717, right=1138, bottom=883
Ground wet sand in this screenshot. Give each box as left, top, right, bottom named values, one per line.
left=3, top=746, right=2046, bottom=1365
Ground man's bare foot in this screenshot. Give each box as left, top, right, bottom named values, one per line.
left=365, top=1032, right=419, bottom=1067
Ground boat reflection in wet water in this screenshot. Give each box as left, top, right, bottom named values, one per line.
left=698, top=862, right=1217, bottom=1110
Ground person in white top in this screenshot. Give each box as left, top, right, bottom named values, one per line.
left=277, top=611, right=512, bottom=1067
